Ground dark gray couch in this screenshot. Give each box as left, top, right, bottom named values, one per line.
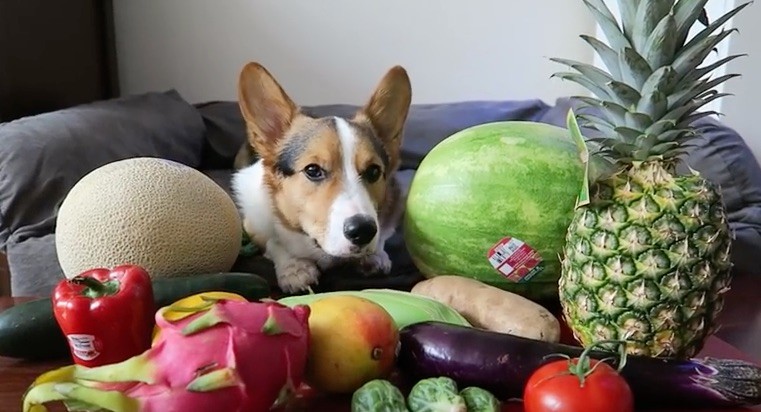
left=2, top=90, right=761, bottom=297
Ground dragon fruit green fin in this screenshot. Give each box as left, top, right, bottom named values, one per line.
left=261, top=305, right=287, bottom=335
left=182, top=306, right=227, bottom=336
left=23, top=382, right=139, bottom=412
left=186, top=367, right=240, bottom=392
left=73, top=352, right=156, bottom=384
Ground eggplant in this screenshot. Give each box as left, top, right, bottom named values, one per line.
left=397, top=321, right=761, bottom=410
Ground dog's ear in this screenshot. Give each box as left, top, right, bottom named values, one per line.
left=356, top=66, right=412, bottom=150
left=238, top=62, right=298, bottom=156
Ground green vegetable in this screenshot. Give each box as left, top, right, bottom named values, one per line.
left=278, top=289, right=471, bottom=329
left=239, top=227, right=260, bottom=257
left=407, top=377, right=467, bottom=412
left=150, top=272, right=270, bottom=308
left=351, top=379, right=409, bottom=412
left=460, top=387, right=500, bottom=412
left=0, top=272, right=271, bottom=360
left=404, top=121, right=592, bottom=301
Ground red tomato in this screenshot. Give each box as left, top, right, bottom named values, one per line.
left=523, top=357, right=634, bottom=412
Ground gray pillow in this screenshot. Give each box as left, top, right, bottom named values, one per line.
left=0, top=90, right=207, bottom=250
left=7, top=233, right=63, bottom=297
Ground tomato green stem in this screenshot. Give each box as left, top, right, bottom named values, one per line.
left=566, top=339, right=629, bottom=387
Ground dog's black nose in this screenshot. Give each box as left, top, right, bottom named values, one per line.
left=343, top=215, right=377, bottom=246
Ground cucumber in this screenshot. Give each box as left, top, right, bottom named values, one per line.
left=0, top=272, right=271, bottom=360
left=0, top=297, right=67, bottom=360
left=150, top=271, right=271, bottom=307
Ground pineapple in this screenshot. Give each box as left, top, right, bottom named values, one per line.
left=554, top=0, right=750, bottom=359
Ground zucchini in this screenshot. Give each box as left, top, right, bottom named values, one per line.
left=0, top=272, right=271, bottom=360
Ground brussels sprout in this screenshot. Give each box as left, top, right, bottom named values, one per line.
left=460, top=386, right=500, bottom=412
left=351, top=379, right=409, bottom=412
left=407, top=377, right=467, bottom=412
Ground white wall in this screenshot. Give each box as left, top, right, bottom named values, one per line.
left=112, top=0, right=594, bottom=106
left=718, top=0, right=761, bottom=159
left=597, top=0, right=761, bottom=160
left=598, top=0, right=735, bottom=116
left=113, top=0, right=761, bottom=160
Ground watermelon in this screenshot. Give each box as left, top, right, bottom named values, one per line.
left=403, top=121, right=586, bottom=302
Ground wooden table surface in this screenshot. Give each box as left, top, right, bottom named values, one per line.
left=2, top=271, right=761, bottom=412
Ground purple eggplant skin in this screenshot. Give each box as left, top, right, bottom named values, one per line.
left=397, top=321, right=761, bottom=410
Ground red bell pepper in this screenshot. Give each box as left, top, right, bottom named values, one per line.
left=52, top=264, right=156, bottom=367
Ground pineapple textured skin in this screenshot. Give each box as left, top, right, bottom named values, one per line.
left=559, top=160, right=733, bottom=358
left=554, top=0, right=750, bottom=359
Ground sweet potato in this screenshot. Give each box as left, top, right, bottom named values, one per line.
left=410, top=276, right=560, bottom=342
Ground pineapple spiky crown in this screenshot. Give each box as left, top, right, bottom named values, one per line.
left=553, top=0, right=751, bottom=166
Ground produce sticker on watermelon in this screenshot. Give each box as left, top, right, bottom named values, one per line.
left=487, top=236, right=544, bottom=282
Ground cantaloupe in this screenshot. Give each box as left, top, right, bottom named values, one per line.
left=55, top=157, right=242, bottom=279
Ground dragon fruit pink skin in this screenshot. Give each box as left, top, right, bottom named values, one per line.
left=22, top=299, right=311, bottom=412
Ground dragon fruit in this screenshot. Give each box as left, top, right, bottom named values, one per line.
left=23, top=299, right=311, bottom=412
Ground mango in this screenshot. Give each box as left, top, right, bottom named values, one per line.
left=304, top=295, right=399, bottom=394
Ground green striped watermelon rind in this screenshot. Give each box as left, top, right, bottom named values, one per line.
left=403, top=120, right=586, bottom=302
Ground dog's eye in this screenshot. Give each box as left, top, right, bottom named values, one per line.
left=303, top=164, right=327, bottom=182
left=362, top=164, right=382, bottom=183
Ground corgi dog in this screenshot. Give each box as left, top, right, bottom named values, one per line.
left=231, top=62, right=412, bottom=293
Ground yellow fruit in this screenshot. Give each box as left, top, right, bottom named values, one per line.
left=304, top=295, right=399, bottom=394
left=152, top=291, right=247, bottom=344
left=55, top=157, right=242, bottom=279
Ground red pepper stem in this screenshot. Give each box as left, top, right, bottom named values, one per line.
left=71, top=276, right=120, bottom=298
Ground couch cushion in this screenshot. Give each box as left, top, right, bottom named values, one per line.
left=195, top=99, right=552, bottom=170
left=0, top=90, right=206, bottom=250
left=7, top=233, right=64, bottom=297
